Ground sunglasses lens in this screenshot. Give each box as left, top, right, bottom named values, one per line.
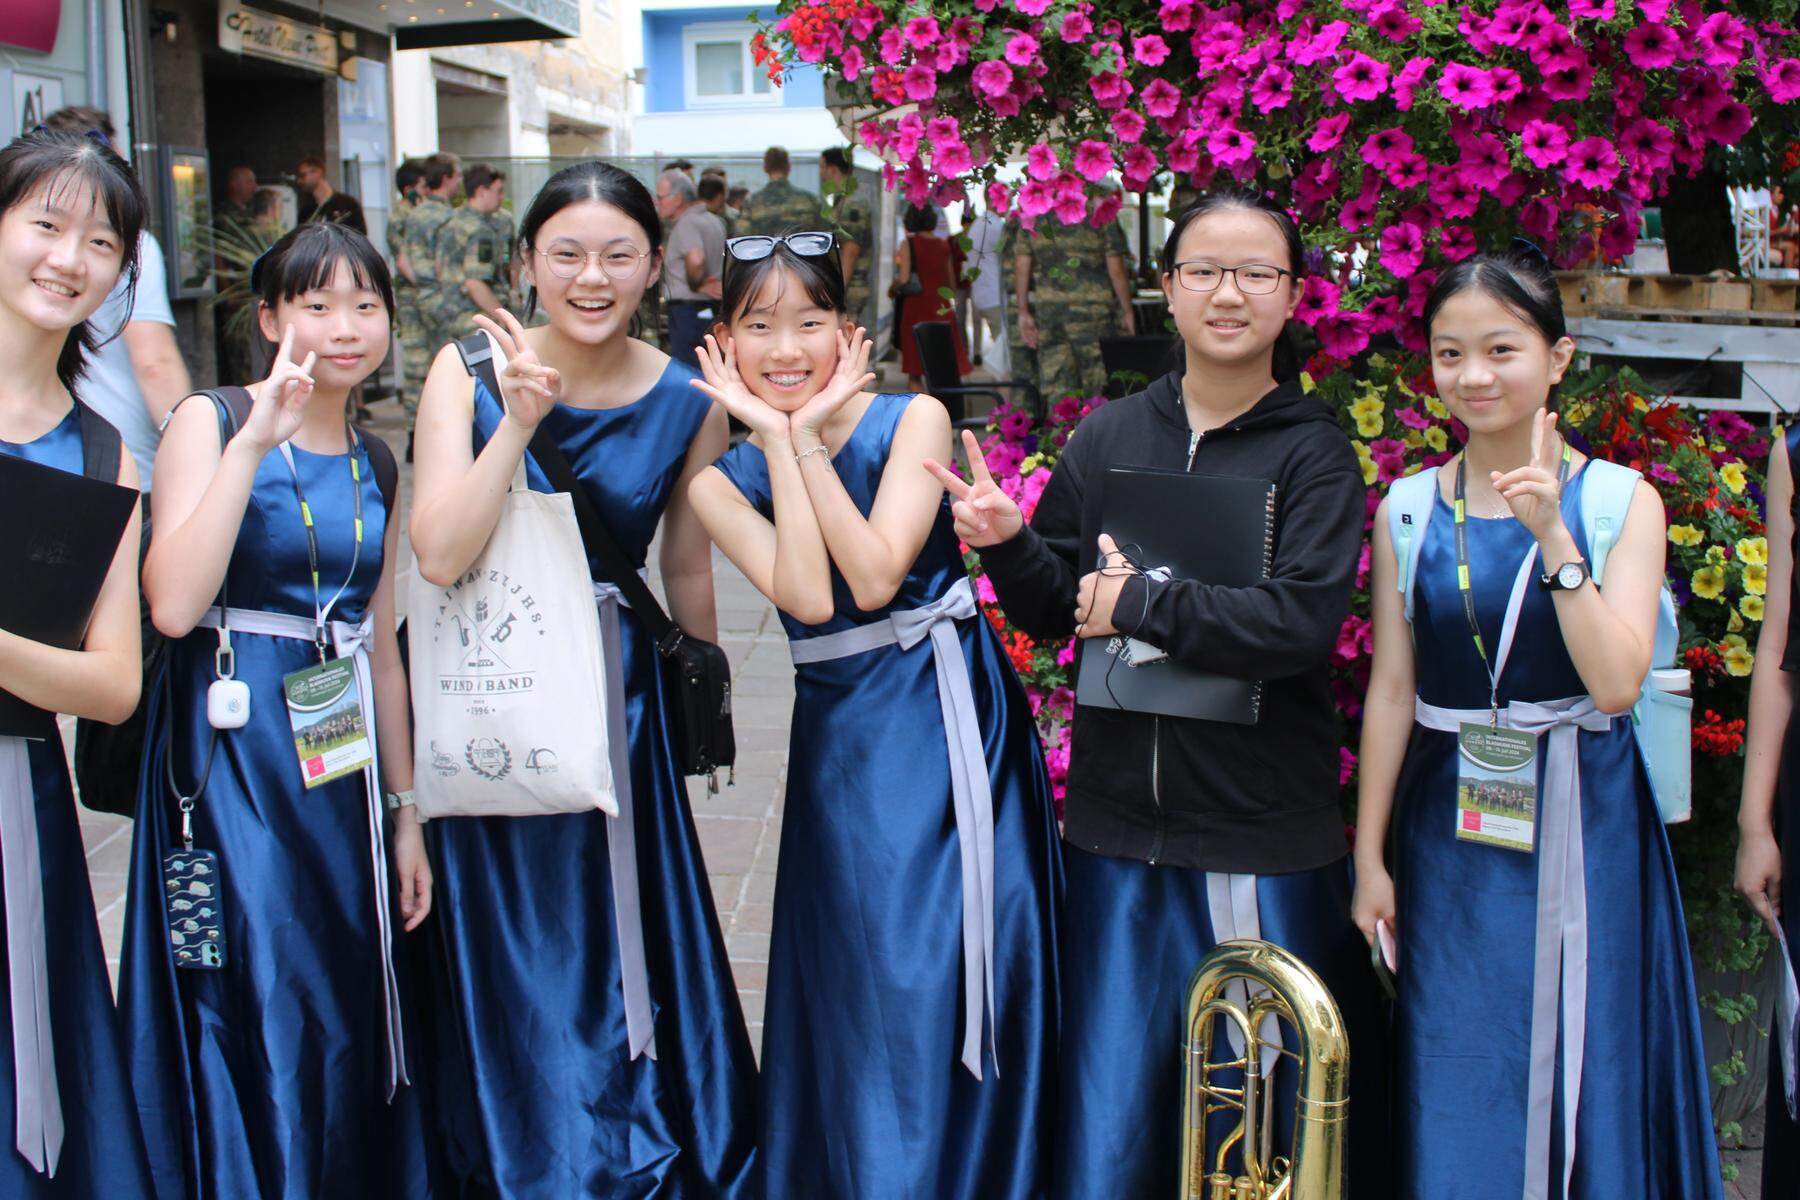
left=790, top=233, right=834, bottom=256
left=729, top=237, right=776, bottom=261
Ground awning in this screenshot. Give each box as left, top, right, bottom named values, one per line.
left=305, top=0, right=578, bottom=47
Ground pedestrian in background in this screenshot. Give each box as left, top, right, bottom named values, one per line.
left=737, top=145, right=822, bottom=237
left=660, top=169, right=727, bottom=370
left=1010, top=210, right=1135, bottom=403
left=296, top=155, right=367, bottom=233
left=818, top=146, right=872, bottom=329
left=387, top=158, right=428, bottom=418
left=0, top=123, right=158, bottom=1200
left=894, top=203, right=969, bottom=394
left=436, top=162, right=513, bottom=340
left=409, top=161, right=758, bottom=1198
left=965, top=205, right=1010, bottom=375
left=403, top=152, right=461, bottom=397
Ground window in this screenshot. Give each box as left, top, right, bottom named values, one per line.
left=682, top=22, right=777, bottom=108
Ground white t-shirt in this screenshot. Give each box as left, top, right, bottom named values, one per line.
left=966, top=212, right=1007, bottom=312
left=81, top=231, right=175, bottom=489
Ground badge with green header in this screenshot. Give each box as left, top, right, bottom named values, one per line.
left=283, top=657, right=374, bottom=789
left=1455, top=721, right=1538, bottom=853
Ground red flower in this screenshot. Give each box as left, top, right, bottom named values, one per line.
left=1692, top=709, right=1746, bottom=757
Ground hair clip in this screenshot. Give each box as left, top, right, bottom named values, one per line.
left=1509, top=236, right=1552, bottom=267
left=83, top=129, right=111, bottom=149
left=249, top=246, right=274, bottom=293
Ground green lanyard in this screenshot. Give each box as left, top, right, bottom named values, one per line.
left=1451, top=443, right=1572, bottom=721
left=275, top=428, right=366, bottom=663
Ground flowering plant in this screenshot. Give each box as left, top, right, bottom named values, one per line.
left=769, top=0, right=1800, bottom=364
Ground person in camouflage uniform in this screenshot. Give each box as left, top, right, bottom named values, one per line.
left=736, top=145, right=823, bottom=237
left=403, top=152, right=461, bottom=382
left=1010, top=211, right=1136, bottom=402
left=818, top=146, right=873, bottom=329
left=436, top=163, right=515, bottom=341
left=387, top=159, right=428, bottom=414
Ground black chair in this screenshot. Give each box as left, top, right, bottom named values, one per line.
left=911, top=321, right=1042, bottom=428
left=1099, top=335, right=1180, bottom=398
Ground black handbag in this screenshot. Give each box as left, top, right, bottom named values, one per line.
left=455, top=335, right=737, bottom=787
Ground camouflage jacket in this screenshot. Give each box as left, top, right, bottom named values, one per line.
left=404, top=197, right=455, bottom=286
left=824, top=181, right=874, bottom=296
left=1013, top=218, right=1129, bottom=306
left=736, top=178, right=824, bottom=238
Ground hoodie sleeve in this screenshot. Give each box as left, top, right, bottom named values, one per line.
left=1117, top=451, right=1365, bottom=680
left=974, top=425, right=1090, bottom=641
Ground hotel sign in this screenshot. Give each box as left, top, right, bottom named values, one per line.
left=218, top=4, right=340, bottom=76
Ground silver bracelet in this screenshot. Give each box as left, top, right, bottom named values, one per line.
left=795, top=444, right=831, bottom=466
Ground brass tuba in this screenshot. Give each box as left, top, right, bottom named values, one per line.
left=1178, top=939, right=1350, bottom=1200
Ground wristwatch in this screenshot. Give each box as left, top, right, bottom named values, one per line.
left=1539, top=558, right=1591, bottom=592
left=384, top=789, right=416, bottom=812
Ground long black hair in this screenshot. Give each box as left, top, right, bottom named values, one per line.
left=1159, top=186, right=1306, bottom=383
left=0, top=128, right=147, bottom=393
left=720, top=229, right=847, bottom=325
left=517, top=161, right=662, bottom=326
left=250, top=221, right=395, bottom=374
left=1421, top=243, right=1568, bottom=405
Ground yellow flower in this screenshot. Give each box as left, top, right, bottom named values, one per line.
left=1354, top=441, right=1377, bottom=485
left=1745, top=562, right=1768, bottom=596
left=1350, top=395, right=1385, bottom=438
left=1300, top=372, right=1316, bottom=395
left=1729, top=609, right=1745, bottom=633
left=1723, top=634, right=1755, bottom=677
left=1706, top=545, right=1726, bottom=567
left=1721, top=461, right=1747, bottom=494
left=1403, top=429, right=1425, bottom=450
left=1424, top=395, right=1449, bottom=420
left=1019, top=453, right=1042, bottom=475
left=1738, top=537, right=1768, bottom=566
left=1425, top=426, right=1448, bottom=452
left=1667, top=524, right=1704, bottom=547
left=1741, top=594, right=1766, bottom=622
left=1691, top=565, right=1726, bottom=600
left=1633, top=394, right=1650, bottom=412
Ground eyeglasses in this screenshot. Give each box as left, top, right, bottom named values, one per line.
left=533, top=241, right=651, bottom=280
left=725, top=231, right=836, bottom=262
left=1170, top=261, right=1292, bottom=295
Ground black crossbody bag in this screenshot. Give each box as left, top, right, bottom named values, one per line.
left=455, top=335, right=736, bottom=788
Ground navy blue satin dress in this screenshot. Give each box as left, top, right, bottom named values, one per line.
left=417, top=364, right=759, bottom=1199
left=1766, top=427, right=1800, bottom=1200
left=1393, top=471, right=1720, bottom=1197
left=713, top=392, right=1064, bottom=1200
left=0, top=408, right=157, bottom=1198
left=119, top=429, right=430, bottom=1199
left=1054, top=841, right=1391, bottom=1196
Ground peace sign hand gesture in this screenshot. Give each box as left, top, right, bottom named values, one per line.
left=791, top=324, right=876, bottom=443
left=923, top=428, right=1023, bottom=548
left=689, top=332, right=792, bottom=442
left=1490, top=408, right=1569, bottom=542
left=243, top=324, right=314, bottom=453
left=472, top=309, right=562, bottom=431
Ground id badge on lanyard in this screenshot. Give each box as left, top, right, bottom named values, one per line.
left=1448, top=448, right=1568, bottom=854
left=273, top=436, right=375, bottom=790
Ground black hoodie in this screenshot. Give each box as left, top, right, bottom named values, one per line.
left=980, top=371, right=1365, bottom=873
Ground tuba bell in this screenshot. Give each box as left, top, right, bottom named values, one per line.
left=1178, top=939, right=1350, bottom=1200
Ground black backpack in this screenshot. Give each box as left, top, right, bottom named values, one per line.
left=71, top=389, right=399, bottom=816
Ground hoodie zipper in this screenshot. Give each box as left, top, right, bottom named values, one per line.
left=1147, top=430, right=1204, bottom=865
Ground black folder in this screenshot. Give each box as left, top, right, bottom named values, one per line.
left=1075, top=466, right=1277, bottom=725
left=0, top=452, right=137, bottom=738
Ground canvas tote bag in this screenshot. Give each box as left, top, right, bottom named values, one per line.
left=407, top=342, right=616, bottom=819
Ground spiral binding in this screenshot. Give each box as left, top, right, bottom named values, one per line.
left=1248, top=483, right=1279, bottom=722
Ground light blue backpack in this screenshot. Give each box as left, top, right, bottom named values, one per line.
left=1385, top=459, right=1691, bottom=823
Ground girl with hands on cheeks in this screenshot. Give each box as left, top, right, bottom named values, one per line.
left=1734, top=413, right=1800, bottom=1196
left=1354, top=247, right=1721, bottom=1198
left=690, top=231, right=1062, bottom=1200
left=407, top=162, right=759, bottom=1199
left=120, top=220, right=434, bottom=1200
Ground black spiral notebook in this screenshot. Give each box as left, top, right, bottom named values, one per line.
left=0, top=452, right=137, bottom=739
left=1074, top=466, right=1277, bottom=725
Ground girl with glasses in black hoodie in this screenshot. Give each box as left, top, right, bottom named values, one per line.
left=930, top=188, right=1392, bottom=1198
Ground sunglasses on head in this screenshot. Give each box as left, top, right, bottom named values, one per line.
left=725, top=231, right=836, bottom=262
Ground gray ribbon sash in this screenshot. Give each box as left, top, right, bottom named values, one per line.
left=591, top=578, right=656, bottom=1062
left=1777, top=924, right=1798, bottom=1120
left=198, top=606, right=408, bottom=1095
left=0, top=736, right=62, bottom=1174
left=1204, top=871, right=1281, bottom=1073
left=788, top=576, right=998, bottom=1079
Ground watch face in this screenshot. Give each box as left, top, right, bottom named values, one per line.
left=1556, top=562, right=1585, bottom=589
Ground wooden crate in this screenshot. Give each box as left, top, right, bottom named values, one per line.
left=1707, top=277, right=1754, bottom=310
left=1555, top=272, right=1631, bottom=314
left=1752, top=278, right=1800, bottom=313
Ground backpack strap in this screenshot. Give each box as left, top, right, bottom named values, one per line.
left=357, top=430, right=399, bottom=516
left=1787, top=425, right=1800, bottom=516
left=74, top=399, right=123, bottom=484
left=1384, top=466, right=1441, bottom=624
left=1579, top=458, right=1679, bottom=669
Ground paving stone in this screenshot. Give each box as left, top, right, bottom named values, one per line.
left=733, top=903, right=775, bottom=935
left=728, top=959, right=768, bottom=990
left=727, top=932, right=770, bottom=961
left=693, top=816, right=764, bottom=875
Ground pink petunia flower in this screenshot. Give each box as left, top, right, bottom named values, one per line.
left=1541, top=63, right=1595, bottom=102
left=900, top=64, right=938, bottom=102
left=1705, top=99, right=1754, bottom=144
left=1520, top=119, right=1571, bottom=168
left=902, top=15, right=939, bottom=48
left=1013, top=0, right=1053, bottom=15
left=840, top=45, right=865, bottom=82
left=1392, top=56, right=1435, bottom=111
left=1371, top=0, right=1423, bottom=40
left=1488, top=66, right=1524, bottom=104
left=876, top=25, right=907, bottom=66
left=1438, top=62, right=1497, bottom=110
left=1307, top=112, right=1353, bottom=152
left=1060, top=8, right=1093, bottom=41
left=1207, top=124, right=1258, bottom=167
left=1026, top=142, right=1060, bottom=181
left=1622, top=22, right=1681, bottom=70
left=1293, top=20, right=1350, bottom=65
left=1639, top=0, right=1672, bottom=17
left=1141, top=77, right=1183, bottom=118
left=1428, top=166, right=1481, bottom=218
left=986, top=181, right=1013, bottom=216
left=1694, top=12, right=1748, bottom=70
left=1618, top=118, right=1675, bottom=169
left=1073, top=140, right=1115, bottom=181
left=1018, top=180, right=1056, bottom=217
left=1562, top=137, right=1620, bottom=191
left=1004, top=34, right=1040, bottom=66
left=971, top=60, right=1014, bottom=98
left=1361, top=126, right=1416, bottom=171
left=1387, top=154, right=1428, bottom=189
left=1380, top=222, right=1426, bottom=279
left=1250, top=64, right=1295, bottom=110
left=935, top=140, right=974, bottom=176
left=1132, top=33, right=1170, bottom=65
left=1090, top=72, right=1133, bottom=108
left=1458, top=133, right=1511, bottom=191
left=1568, top=0, right=1614, bottom=15
left=1111, top=109, right=1147, bottom=143
left=1334, top=53, right=1392, bottom=102
left=1121, top=144, right=1159, bottom=189
left=1765, top=59, right=1800, bottom=104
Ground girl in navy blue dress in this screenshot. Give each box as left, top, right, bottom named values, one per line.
left=0, top=127, right=157, bottom=1199
left=120, top=221, right=433, bottom=1199
left=1356, top=247, right=1721, bottom=1197
left=689, top=233, right=1062, bottom=1198
left=1738, top=426, right=1800, bottom=1200
left=409, top=161, right=757, bottom=1199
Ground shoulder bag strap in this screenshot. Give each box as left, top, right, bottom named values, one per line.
left=74, top=400, right=122, bottom=483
